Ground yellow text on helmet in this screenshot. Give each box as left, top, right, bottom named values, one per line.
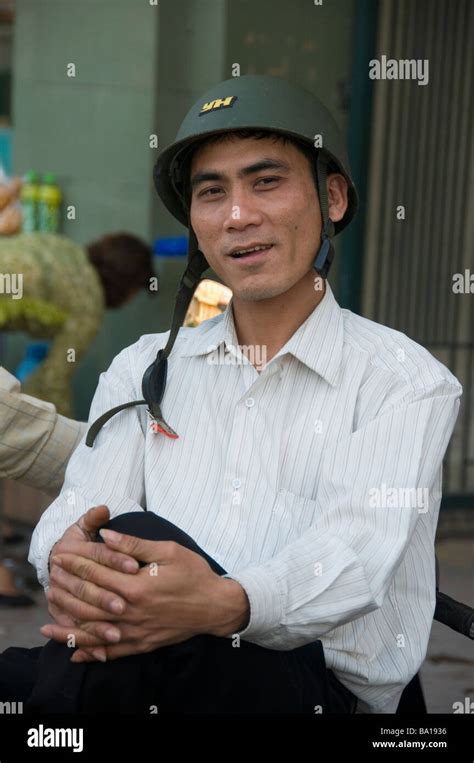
left=199, top=96, right=237, bottom=115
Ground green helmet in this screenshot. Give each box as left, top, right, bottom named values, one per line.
left=154, top=74, right=358, bottom=240
left=86, top=75, right=358, bottom=447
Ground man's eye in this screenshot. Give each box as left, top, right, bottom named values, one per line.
left=256, top=176, right=280, bottom=187
left=200, top=187, right=223, bottom=198
left=198, top=178, right=280, bottom=197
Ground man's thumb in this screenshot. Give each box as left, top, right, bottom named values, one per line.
left=78, top=505, right=110, bottom=538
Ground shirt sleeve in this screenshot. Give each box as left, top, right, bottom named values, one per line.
left=28, top=346, right=147, bottom=590
left=0, top=366, right=86, bottom=495
left=222, top=378, right=462, bottom=650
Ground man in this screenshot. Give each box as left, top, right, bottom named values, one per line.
left=1, top=75, right=462, bottom=714
left=0, top=231, right=156, bottom=416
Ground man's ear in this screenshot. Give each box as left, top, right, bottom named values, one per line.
left=327, top=174, right=348, bottom=224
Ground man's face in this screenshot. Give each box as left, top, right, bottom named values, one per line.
left=189, top=136, right=322, bottom=302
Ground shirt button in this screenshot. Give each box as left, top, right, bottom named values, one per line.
left=232, top=478, right=242, bottom=489
left=245, top=397, right=255, bottom=408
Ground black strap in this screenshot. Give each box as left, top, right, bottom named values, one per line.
left=86, top=227, right=209, bottom=448
left=313, top=153, right=335, bottom=278
left=86, top=400, right=147, bottom=447
left=160, top=243, right=208, bottom=361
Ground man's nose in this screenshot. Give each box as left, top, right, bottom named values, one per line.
left=224, top=188, right=263, bottom=228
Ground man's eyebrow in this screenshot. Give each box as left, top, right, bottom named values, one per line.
left=190, top=158, right=291, bottom=191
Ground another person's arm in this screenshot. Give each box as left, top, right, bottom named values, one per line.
left=0, top=366, right=86, bottom=496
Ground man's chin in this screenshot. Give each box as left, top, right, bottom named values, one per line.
left=232, top=283, right=289, bottom=302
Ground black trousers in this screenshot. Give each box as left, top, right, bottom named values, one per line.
left=0, top=512, right=357, bottom=714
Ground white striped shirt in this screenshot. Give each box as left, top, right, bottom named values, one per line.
left=28, top=281, right=462, bottom=713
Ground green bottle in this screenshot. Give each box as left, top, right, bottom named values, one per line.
left=20, top=170, right=41, bottom=232
left=38, top=173, right=61, bottom=233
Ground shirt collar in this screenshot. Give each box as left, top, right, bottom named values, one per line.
left=178, top=280, right=344, bottom=387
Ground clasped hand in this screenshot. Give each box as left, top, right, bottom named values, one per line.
left=40, top=505, right=224, bottom=663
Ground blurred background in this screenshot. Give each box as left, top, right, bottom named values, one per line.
left=0, top=0, right=472, bottom=712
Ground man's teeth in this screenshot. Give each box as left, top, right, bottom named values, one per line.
left=233, top=244, right=272, bottom=256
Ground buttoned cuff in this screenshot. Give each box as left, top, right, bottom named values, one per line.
left=222, top=565, right=283, bottom=640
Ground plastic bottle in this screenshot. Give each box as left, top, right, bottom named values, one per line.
left=38, top=173, right=61, bottom=233
left=20, top=170, right=40, bottom=232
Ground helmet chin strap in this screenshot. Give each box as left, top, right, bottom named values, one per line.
left=313, top=153, right=335, bottom=279
left=86, top=225, right=208, bottom=448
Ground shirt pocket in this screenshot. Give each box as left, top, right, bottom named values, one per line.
left=263, top=487, right=320, bottom=556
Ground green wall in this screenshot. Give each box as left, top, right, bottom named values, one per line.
left=12, top=0, right=160, bottom=244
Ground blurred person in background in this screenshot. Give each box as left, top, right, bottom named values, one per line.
left=0, top=231, right=157, bottom=417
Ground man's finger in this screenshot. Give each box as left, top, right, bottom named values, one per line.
left=47, top=598, right=77, bottom=628
left=77, top=619, right=122, bottom=644
left=87, top=542, right=139, bottom=573
left=46, top=600, right=107, bottom=662
left=77, top=505, right=110, bottom=539
left=47, top=580, right=125, bottom=624
left=53, top=540, right=139, bottom=574
left=52, top=552, right=134, bottom=598
left=39, top=622, right=112, bottom=650
left=70, top=644, right=134, bottom=663
left=72, top=627, right=195, bottom=662
left=99, top=530, right=176, bottom=565
left=49, top=564, right=126, bottom=616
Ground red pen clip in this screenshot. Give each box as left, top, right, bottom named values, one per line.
left=148, top=413, right=179, bottom=439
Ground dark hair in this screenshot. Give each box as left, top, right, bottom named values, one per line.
left=86, top=232, right=156, bottom=308
left=178, top=129, right=327, bottom=209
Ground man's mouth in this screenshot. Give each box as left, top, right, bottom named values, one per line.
left=228, top=243, right=274, bottom=261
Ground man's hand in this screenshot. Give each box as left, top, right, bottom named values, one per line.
left=41, top=528, right=250, bottom=662
left=45, top=506, right=140, bottom=660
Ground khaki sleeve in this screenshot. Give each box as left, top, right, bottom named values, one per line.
left=0, top=366, right=86, bottom=495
